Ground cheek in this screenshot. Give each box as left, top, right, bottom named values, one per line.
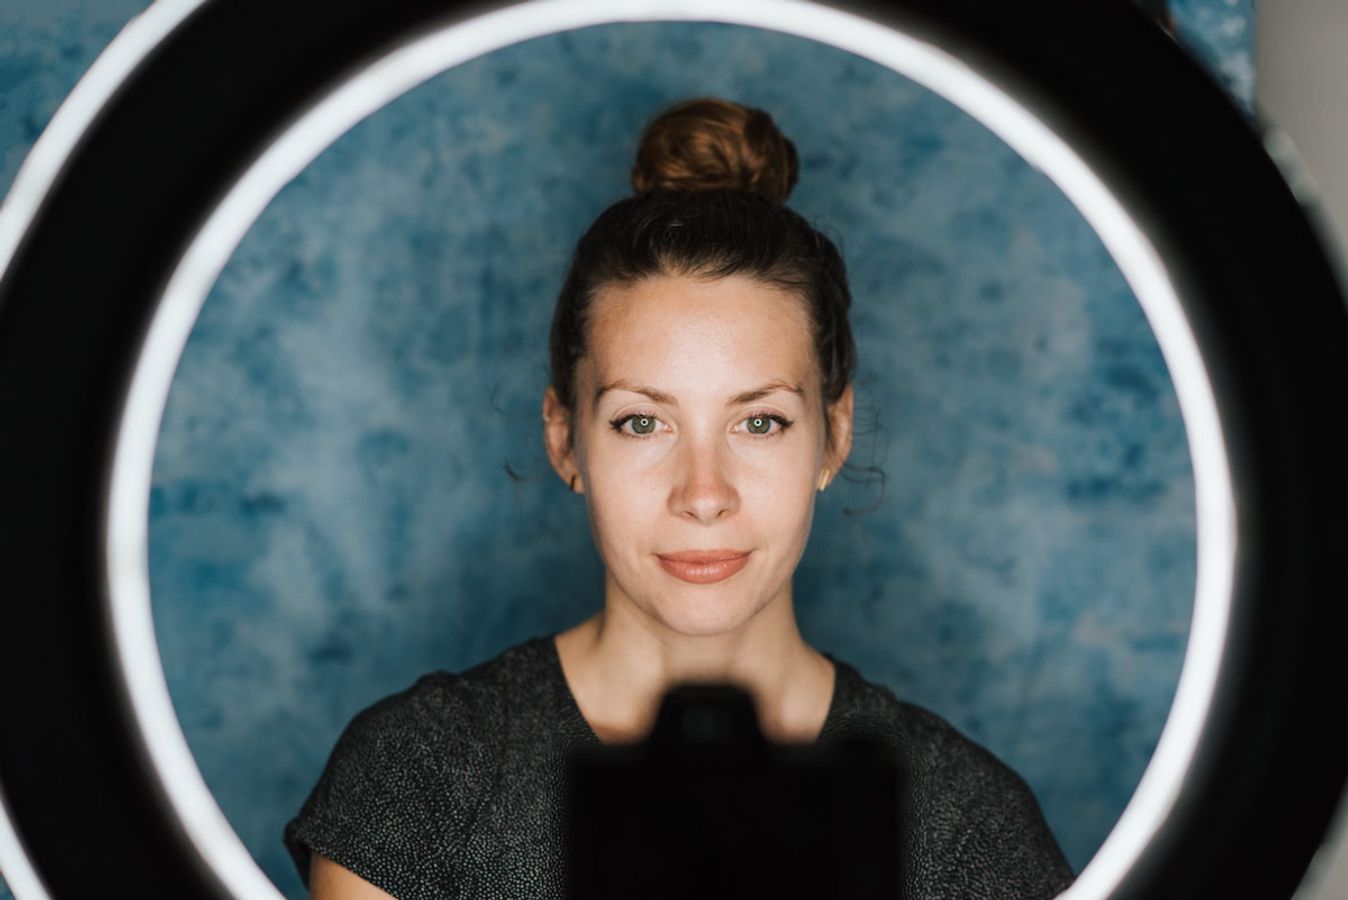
left=580, top=442, right=663, bottom=549
left=740, top=455, right=818, bottom=531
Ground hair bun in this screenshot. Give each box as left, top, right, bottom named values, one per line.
left=630, top=97, right=799, bottom=204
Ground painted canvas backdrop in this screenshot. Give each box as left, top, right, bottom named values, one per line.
left=0, top=1, right=1254, bottom=896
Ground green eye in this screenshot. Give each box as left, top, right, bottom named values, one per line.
left=747, top=416, right=772, bottom=435
left=632, top=416, right=655, bottom=435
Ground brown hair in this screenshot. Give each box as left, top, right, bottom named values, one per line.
left=630, top=97, right=799, bottom=203
left=548, top=97, right=856, bottom=447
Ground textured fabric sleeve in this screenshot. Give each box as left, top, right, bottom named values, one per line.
left=902, top=704, right=1076, bottom=900
left=283, top=679, right=454, bottom=898
left=941, top=741, right=1075, bottom=898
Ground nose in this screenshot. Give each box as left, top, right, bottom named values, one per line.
left=668, top=439, right=740, bottom=523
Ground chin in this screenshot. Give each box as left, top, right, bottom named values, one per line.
left=646, top=589, right=769, bottom=638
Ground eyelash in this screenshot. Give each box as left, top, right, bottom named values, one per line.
left=609, top=411, right=793, bottom=439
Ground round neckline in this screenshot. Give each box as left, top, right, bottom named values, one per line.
left=540, top=632, right=847, bottom=746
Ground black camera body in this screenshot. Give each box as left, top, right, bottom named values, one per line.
left=565, top=684, right=904, bottom=899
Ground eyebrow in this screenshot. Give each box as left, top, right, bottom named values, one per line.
left=592, top=379, right=805, bottom=411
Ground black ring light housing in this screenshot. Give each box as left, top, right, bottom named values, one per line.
left=0, top=1, right=1345, bottom=897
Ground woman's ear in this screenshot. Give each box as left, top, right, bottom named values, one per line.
left=542, top=385, right=583, bottom=493
left=826, top=384, right=855, bottom=474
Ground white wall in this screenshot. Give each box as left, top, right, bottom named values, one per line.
left=1255, top=2, right=1348, bottom=898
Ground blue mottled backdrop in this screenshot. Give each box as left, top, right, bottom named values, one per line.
left=0, top=1, right=1253, bottom=896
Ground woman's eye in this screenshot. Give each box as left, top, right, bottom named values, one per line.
left=611, top=414, right=662, bottom=437
left=741, top=413, right=791, bottom=437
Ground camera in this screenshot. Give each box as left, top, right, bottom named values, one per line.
left=565, top=684, right=904, bottom=899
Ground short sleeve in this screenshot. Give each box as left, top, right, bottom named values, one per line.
left=944, top=745, right=1076, bottom=898
left=904, top=708, right=1076, bottom=899
left=283, top=681, right=452, bottom=898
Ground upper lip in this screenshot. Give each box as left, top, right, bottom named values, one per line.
left=657, top=549, right=750, bottom=564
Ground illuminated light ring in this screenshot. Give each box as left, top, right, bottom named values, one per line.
left=0, top=0, right=1344, bottom=897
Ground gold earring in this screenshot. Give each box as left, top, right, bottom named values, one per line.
left=817, top=469, right=832, bottom=493
left=570, top=474, right=582, bottom=494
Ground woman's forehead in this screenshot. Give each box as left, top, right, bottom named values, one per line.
left=585, top=274, right=816, bottom=383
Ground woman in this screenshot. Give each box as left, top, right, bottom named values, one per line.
left=284, top=97, right=1074, bottom=899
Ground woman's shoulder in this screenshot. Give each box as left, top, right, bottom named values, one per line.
left=829, top=656, right=1026, bottom=781
left=827, top=656, right=1077, bottom=898
left=337, top=634, right=565, bottom=750
left=283, top=635, right=569, bottom=893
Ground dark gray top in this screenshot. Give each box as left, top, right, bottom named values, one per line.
left=284, top=635, right=1075, bottom=899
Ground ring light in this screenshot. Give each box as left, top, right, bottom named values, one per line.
left=0, top=1, right=1344, bottom=897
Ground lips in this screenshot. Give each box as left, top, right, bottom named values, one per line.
left=656, top=550, right=751, bottom=584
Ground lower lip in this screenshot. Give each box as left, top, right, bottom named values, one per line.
left=657, top=554, right=750, bottom=584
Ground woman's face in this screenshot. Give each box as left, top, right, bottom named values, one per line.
left=544, top=273, right=853, bottom=637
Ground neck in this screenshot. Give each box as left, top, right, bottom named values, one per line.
left=554, top=581, right=835, bottom=744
